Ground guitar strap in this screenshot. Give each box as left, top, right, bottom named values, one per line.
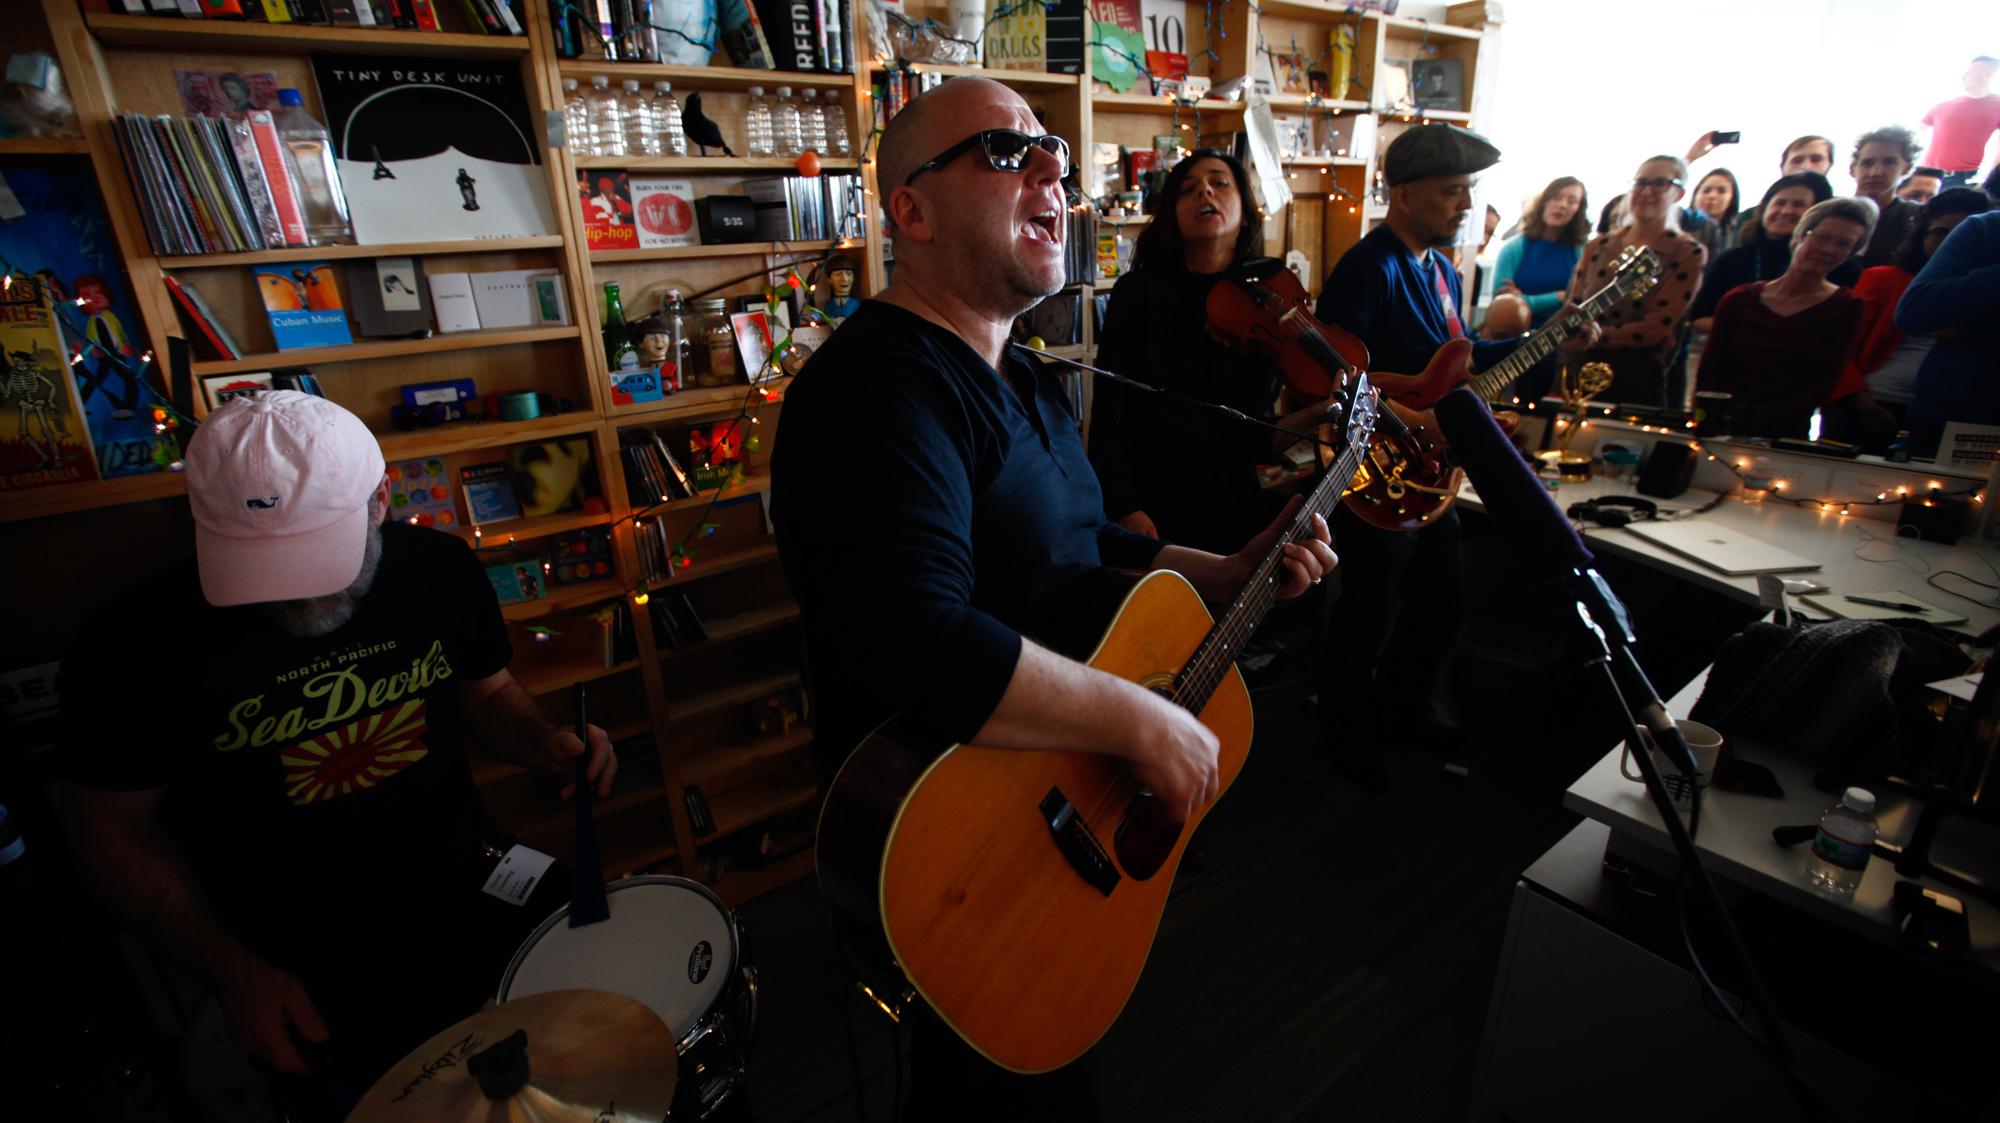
left=1428, top=256, right=1466, bottom=340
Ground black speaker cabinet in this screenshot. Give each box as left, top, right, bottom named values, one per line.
left=1636, top=441, right=1697, bottom=499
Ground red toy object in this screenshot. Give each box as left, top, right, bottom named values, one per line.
left=795, top=151, right=822, bottom=177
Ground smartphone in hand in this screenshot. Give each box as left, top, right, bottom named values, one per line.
left=1710, top=130, right=1742, bottom=145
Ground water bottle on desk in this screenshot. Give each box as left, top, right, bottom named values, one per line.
left=773, top=86, right=805, bottom=156
left=273, top=89, right=351, bottom=245
left=745, top=86, right=776, bottom=157
left=561, top=78, right=592, bottom=156
left=654, top=82, right=687, bottom=156
left=588, top=75, right=626, bottom=158
left=1806, top=787, right=1878, bottom=896
left=621, top=79, right=659, bottom=156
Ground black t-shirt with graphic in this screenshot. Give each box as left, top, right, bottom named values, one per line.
left=63, top=522, right=513, bottom=991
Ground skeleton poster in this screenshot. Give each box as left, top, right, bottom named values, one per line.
left=310, top=55, right=558, bottom=245
left=0, top=279, right=99, bottom=490
left=0, top=164, right=163, bottom=477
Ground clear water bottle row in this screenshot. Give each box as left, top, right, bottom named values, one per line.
left=564, top=75, right=687, bottom=158
left=745, top=86, right=851, bottom=158
left=562, top=78, right=850, bottom=160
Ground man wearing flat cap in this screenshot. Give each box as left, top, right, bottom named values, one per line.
left=59, top=392, right=617, bottom=1120
left=1312, top=124, right=1593, bottom=785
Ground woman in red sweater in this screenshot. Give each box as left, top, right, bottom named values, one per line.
left=1696, top=198, right=1873, bottom=439
left=1821, top=187, right=1993, bottom=451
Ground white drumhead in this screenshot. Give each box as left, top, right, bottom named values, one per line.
left=499, top=876, right=737, bottom=1041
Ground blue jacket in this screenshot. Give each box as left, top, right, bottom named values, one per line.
left=1901, top=211, right=2000, bottom=426
left=1317, top=224, right=1517, bottom=378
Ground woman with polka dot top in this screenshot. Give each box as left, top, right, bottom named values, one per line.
left=1559, top=155, right=1709, bottom=410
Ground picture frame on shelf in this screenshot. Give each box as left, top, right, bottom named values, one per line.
left=197, top=371, right=275, bottom=416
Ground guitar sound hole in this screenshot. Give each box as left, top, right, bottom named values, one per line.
left=1113, top=794, right=1183, bottom=881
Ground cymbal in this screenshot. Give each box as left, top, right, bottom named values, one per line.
left=348, top=988, right=676, bottom=1123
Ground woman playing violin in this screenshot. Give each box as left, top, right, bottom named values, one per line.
left=1090, top=151, right=1315, bottom=555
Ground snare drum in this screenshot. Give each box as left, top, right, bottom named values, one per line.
left=498, top=875, right=757, bottom=1118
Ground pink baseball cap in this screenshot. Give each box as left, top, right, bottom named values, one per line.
left=186, top=391, right=386, bottom=607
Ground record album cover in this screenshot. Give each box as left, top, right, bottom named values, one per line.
left=310, top=54, right=558, bottom=245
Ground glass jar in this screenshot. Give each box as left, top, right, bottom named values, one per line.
left=694, top=298, right=735, bottom=387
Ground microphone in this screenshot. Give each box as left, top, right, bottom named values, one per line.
left=1432, top=388, right=1693, bottom=779
left=1432, top=387, right=1591, bottom=570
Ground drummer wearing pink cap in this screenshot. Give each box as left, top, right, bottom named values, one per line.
left=59, top=392, right=617, bottom=1121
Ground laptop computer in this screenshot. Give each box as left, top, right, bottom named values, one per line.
left=1621, top=520, right=1822, bottom=575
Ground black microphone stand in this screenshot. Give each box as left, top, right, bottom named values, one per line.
left=1567, top=564, right=1825, bottom=1117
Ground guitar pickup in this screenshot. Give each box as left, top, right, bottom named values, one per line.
left=1040, top=787, right=1120, bottom=897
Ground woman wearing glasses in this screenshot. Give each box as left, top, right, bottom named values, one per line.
left=1696, top=198, right=1872, bottom=439
left=1089, top=151, right=1299, bottom=554
left=1822, top=188, right=1992, bottom=450
left=1560, top=155, right=1709, bottom=409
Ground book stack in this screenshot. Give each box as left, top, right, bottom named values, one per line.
left=742, top=175, right=857, bottom=242
left=622, top=430, right=695, bottom=506
left=111, top=0, right=526, bottom=34
left=113, top=112, right=314, bottom=256
left=1064, top=205, right=1096, bottom=287
left=877, top=68, right=947, bottom=124
left=634, top=516, right=679, bottom=585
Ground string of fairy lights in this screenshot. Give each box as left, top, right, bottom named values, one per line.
left=0, top=259, right=187, bottom=471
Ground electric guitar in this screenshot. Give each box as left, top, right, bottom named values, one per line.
left=815, top=379, right=1380, bottom=1074
left=1342, top=245, right=1663, bottom=531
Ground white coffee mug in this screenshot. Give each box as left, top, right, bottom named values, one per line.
left=1621, top=719, right=1725, bottom=809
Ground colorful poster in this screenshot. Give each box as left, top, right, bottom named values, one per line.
left=576, top=169, right=638, bottom=252
left=175, top=70, right=280, bottom=117
left=0, top=281, right=99, bottom=490
left=310, top=54, right=558, bottom=245
left=985, top=0, right=1047, bottom=71
left=629, top=177, right=698, bottom=250
left=255, top=262, right=353, bottom=350
left=386, top=456, right=457, bottom=529
left=0, top=164, right=164, bottom=477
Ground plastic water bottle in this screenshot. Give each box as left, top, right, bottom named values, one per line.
left=824, top=94, right=852, bottom=157
left=272, top=89, right=352, bottom=245
left=1806, top=787, right=1878, bottom=895
left=588, top=75, right=626, bottom=158
left=772, top=86, right=804, bottom=156
left=561, top=78, right=592, bottom=157
left=654, top=82, right=687, bottom=157
left=745, top=86, right=775, bottom=157
left=621, top=79, right=658, bottom=156
left=798, top=88, right=827, bottom=153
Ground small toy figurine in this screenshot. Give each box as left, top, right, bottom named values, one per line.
left=817, top=254, right=861, bottom=325
left=632, top=313, right=681, bottom=392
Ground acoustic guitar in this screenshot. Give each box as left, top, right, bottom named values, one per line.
left=1342, top=245, right=1664, bottom=531
left=815, top=379, right=1381, bottom=1074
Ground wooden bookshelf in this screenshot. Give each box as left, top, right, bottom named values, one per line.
left=708, top=775, right=817, bottom=839
left=515, top=656, right=641, bottom=697
left=589, top=239, right=836, bottom=264
left=191, top=325, right=582, bottom=376
left=656, top=600, right=799, bottom=658
left=82, top=13, right=533, bottom=57
left=613, top=378, right=791, bottom=424
left=0, top=468, right=188, bottom=524
left=661, top=668, right=801, bottom=724
left=1091, top=92, right=1245, bottom=114
left=0, top=137, right=90, bottom=155
left=680, top=725, right=814, bottom=789
left=374, top=413, right=601, bottom=460
left=500, top=577, right=627, bottom=622
left=558, top=60, right=856, bottom=91
left=449, top=507, right=614, bottom=547
left=156, top=236, right=567, bottom=271
left=574, top=155, right=860, bottom=172
left=903, top=62, right=1079, bottom=87
left=661, top=540, right=781, bottom=586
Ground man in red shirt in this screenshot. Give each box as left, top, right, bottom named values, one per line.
left=1923, top=56, right=2000, bottom=189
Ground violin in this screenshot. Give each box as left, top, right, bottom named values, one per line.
left=1204, top=258, right=1368, bottom=401
left=1205, top=258, right=1456, bottom=532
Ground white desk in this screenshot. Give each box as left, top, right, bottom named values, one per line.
left=1457, top=476, right=2000, bottom=638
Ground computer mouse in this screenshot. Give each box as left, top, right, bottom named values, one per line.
left=1782, top=578, right=1828, bottom=595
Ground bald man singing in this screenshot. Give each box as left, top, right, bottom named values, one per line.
left=770, top=79, right=1336, bottom=1115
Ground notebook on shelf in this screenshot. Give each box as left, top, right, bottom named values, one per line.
left=1622, top=521, right=1821, bottom=575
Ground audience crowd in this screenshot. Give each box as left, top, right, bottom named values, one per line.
left=1480, top=53, right=2000, bottom=457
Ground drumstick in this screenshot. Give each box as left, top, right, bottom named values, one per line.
left=568, top=683, right=611, bottom=927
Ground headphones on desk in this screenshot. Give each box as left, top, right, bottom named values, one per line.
left=1568, top=495, right=1658, bottom=528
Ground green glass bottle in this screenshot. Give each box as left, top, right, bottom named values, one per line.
left=602, top=282, right=638, bottom=372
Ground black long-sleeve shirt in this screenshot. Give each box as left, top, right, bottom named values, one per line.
left=771, top=301, right=1165, bottom=776
left=1089, top=265, right=1283, bottom=555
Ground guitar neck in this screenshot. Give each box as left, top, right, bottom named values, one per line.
left=1465, top=285, right=1619, bottom=403
left=1173, top=427, right=1369, bottom=715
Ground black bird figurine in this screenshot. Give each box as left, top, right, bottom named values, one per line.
left=682, top=93, right=735, bottom=157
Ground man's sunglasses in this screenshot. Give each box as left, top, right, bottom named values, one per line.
left=903, top=129, right=1071, bottom=187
